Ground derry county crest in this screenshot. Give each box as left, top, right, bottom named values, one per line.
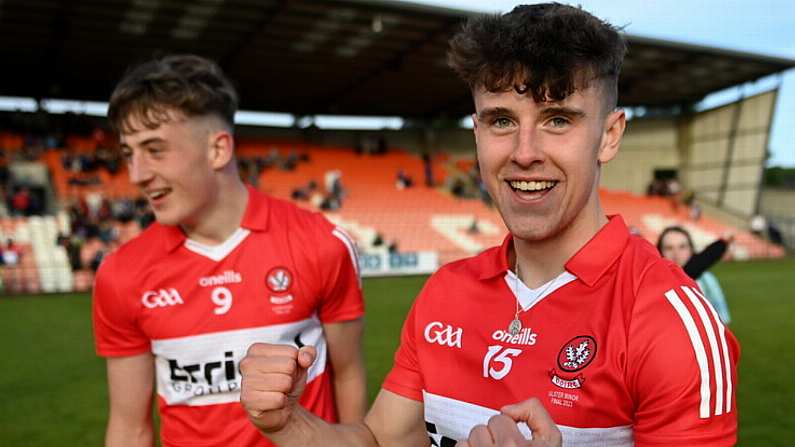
left=266, top=267, right=293, bottom=293
left=549, top=335, right=597, bottom=390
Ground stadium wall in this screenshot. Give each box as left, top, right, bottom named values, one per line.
left=602, top=118, right=680, bottom=194
left=681, top=90, right=777, bottom=217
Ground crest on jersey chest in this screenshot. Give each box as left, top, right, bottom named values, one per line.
left=549, top=335, right=597, bottom=390
left=266, top=266, right=295, bottom=314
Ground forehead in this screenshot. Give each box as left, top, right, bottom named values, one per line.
left=662, top=232, right=689, bottom=246
left=472, top=83, right=602, bottom=111
left=118, top=109, right=191, bottom=145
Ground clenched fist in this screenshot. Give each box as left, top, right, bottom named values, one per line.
left=456, top=398, right=562, bottom=447
left=240, top=343, right=316, bottom=434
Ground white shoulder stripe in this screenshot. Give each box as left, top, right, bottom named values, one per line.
left=332, top=227, right=361, bottom=287
left=664, top=288, right=711, bottom=419
left=692, top=286, right=733, bottom=413
left=682, top=286, right=725, bottom=416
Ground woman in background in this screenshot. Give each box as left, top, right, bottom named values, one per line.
left=657, top=226, right=732, bottom=324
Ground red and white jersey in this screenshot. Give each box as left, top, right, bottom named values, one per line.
left=384, top=215, right=738, bottom=446
left=93, top=186, right=363, bottom=447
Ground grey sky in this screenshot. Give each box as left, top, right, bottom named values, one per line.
left=409, top=0, right=795, bottom=167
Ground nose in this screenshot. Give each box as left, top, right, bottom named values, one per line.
left=510, top=126, right=545, bottom=168
left=128, top=152, right=153, bottom=186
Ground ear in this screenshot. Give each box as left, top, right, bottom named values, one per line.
left=208, top=130, right=235, bottom=170
left=597, top=108, right=626, bottom=164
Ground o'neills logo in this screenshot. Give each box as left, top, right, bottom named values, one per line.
left=492, top=328, right=538, bottom=346
left=199, top=270, right=242, bottom=287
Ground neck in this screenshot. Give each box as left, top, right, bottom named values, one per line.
left=181, top=178, right=249, bottom=246
left=513, top=194, right=608, bottom=288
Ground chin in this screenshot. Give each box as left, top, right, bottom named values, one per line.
left=152, top=211, right=181, bottom=227
left=507, top=220, right=557, bottom=242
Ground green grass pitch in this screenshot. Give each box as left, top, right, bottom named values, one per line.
left=1, top=258, right=793, bottom=445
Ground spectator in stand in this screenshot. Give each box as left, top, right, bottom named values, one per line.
left=3, top=238, right=20, bottom=266
left=0, top=152, right=9, bottom=188
left=421, top=152, right=434, bottom=187
left=395, top=169, right=413, bottom=190
left=657, top=226, right=732, bottom=324
left=750, top=214, right=767, bottom=238
left=11, top=186, right=31, bottom=216
left=291, top=180, right=318, bottom=201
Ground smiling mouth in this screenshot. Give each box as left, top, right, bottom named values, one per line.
left=147, top=188, right=171, bottom=201
left=508, top=180, right=558, bottom=192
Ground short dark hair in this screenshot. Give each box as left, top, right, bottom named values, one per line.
left=108, top=54, right=238, bottom=133
left=448, top=3, right=626, bottom=109
left=656, top=226, right=695, bottom=254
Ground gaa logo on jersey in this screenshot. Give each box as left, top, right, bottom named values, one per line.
left=549, top=335, right=597, bottom=390
left=266, top=267, right=293, bottom=293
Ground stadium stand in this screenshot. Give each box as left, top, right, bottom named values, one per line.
left=0, top=136, right=786, bottom=293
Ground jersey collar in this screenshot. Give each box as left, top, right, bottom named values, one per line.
left=158, top=184, right=271, bottom=253
left=564, top=215, right=629, bottom=287
left=479, top=215, right=630, bottom=287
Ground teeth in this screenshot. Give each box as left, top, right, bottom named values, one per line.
left=510, top=180, right=556, bottom=192
left=150, top=190, right=167, bottom=199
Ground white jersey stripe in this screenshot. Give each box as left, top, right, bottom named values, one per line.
left=693, top=287, right=733, bottom=413
left=682, top=286, right=724, bottom=416
left=664, top=289, right=711, bottom=419
left=151, top=317, right=327, bottom=406
left=423, top=391, right=634, bottom=446
left=332, top=227, right=361, bottom=287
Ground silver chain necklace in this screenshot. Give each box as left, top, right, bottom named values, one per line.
left=510, top=257, right=558, bottom=335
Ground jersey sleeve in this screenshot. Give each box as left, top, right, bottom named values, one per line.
left=627, top=261, right=739, bottom=446
left=382, top=297, right=424, bottom=401
left=92, top=253, right=150, bottom=357
left=315, top=224, right=364, bottom=323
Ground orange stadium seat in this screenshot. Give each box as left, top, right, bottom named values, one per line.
left=257, top=147, right=783, bottom=264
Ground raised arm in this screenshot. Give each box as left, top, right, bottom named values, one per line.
left=105, top=353, right=155, bottom=447
left=240, top=343, right=429, bottom=447
left=683, top=238, right=728, bottom=280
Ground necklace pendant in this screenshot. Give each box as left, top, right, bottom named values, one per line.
left=508, top=318, right=522, bottom=336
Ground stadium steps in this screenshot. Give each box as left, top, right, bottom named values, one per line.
left=259, top=147, right=783, bottom=263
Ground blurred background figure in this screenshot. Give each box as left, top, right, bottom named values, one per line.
left=657, top=226, right=732, bottom=324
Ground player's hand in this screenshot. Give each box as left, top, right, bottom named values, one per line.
left=456, top=398, right=561, bottom=447
left=239, top=343, right=316, bottom=434
left=721, top=231, right=735, bottom=244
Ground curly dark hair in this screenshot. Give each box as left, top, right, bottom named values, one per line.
left=107, top=54, right=238, bottom=133
left=448, top=3, right=626, bottom=109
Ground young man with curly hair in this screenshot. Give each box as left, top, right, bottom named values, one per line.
left=92, top=55, right=366, bottom=447
left=239, top=4, right=739, bottom=446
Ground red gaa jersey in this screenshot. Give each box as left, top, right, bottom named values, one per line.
left=93, top=186, right=363, bottom=447
left=383, top=215, right=738, bottom=446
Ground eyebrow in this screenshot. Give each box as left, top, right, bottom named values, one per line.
left=477, top=107, right=516, bottom=122
left=119, top=137, right=166, bottom=150
left=538, top=106, right=586, bottom=119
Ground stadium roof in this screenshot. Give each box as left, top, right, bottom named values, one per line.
left=2, top=0, right=794, bottom=118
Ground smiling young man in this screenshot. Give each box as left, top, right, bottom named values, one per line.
left=239, top=4, right=739, bottom=447
left=91, top=55, right=366, bottom=447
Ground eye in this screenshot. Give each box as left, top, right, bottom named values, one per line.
left=492, top=117, right=514, bottom=129
left=548, top=117, right=570, bottom=128
left=120, top=149, right=133, bottom=160
left=147, top=146, right=165, bottom=157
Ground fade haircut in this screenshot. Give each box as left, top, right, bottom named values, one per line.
left=108, top=54, right=238, bottom=134
left=448, top=3, right=626, bottom=111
